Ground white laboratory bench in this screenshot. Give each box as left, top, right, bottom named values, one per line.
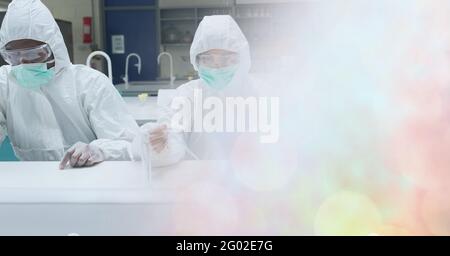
left=122, top=96, right=161, bottom=124
left=0, top=161, right=220, bottom=235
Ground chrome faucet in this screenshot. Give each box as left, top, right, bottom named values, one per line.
left=157, top=52, right=175, bottom=88
left=86, top=51, right=113, bottom=82
left=122, top=53, right=142, bottom=88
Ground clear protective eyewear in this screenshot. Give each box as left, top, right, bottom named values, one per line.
left=0, top=44, right=53, bottom=66
left=196, top=52, right=239, bottom=68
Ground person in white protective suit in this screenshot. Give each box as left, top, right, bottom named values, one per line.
left=148, top=15, right=257, bottom=160
left=0, top=0, right=185, bottom=168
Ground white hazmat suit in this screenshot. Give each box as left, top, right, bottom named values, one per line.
left=158, top=15, right=256, bottom=160
left=0, top=0, right=140, bottom=162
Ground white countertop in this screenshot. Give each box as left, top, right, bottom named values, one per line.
left=122, top=96, right=161, bottom=124
left=0, top=160, right=226, bottom=235
left=0, top=161, right=219, bottom=204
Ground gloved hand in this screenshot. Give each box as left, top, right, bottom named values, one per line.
left=59, top=142, right=105, bottom=169
left=148, top=124, right=168, bottom=153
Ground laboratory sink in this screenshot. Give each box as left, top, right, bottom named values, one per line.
left=116, top=80, right=190, bottom=96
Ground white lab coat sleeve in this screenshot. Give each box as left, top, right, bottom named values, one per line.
left=0, top=67, right=8, bottom=145
left=0, top=96, right=5, bottom=145
left=0, top=109, right=5, bottom=145
left=148, top=82, right=203, bottom=165
left=83, top=74, right=140, bottom=161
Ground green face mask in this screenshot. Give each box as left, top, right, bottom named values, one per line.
left=11, top=62, right=55, bottom=90
left=198, top=65, right=238, bottom=90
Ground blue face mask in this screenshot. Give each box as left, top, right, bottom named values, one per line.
left=198, top=65, right=238, bottom=90
left=11, top=62, right=55, bottom=90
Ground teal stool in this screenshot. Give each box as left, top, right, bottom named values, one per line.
left=0, top=136, right=19, bottom=161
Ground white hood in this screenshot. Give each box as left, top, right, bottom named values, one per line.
left=0, top=0, right=71, bottom=73
left=190, top=15, right=251, bottom=75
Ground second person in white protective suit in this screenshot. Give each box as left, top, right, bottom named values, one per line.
left=148, top=15, right=257, bottom=160
left=0, top=0, right=184, bottom=168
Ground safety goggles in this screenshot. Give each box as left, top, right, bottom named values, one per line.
left=0, top=44, right=53, bottom=66
left=196, top=52, right=239, bottom=68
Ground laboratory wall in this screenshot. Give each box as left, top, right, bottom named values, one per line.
left=41, top=0, right=103, bottom=65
